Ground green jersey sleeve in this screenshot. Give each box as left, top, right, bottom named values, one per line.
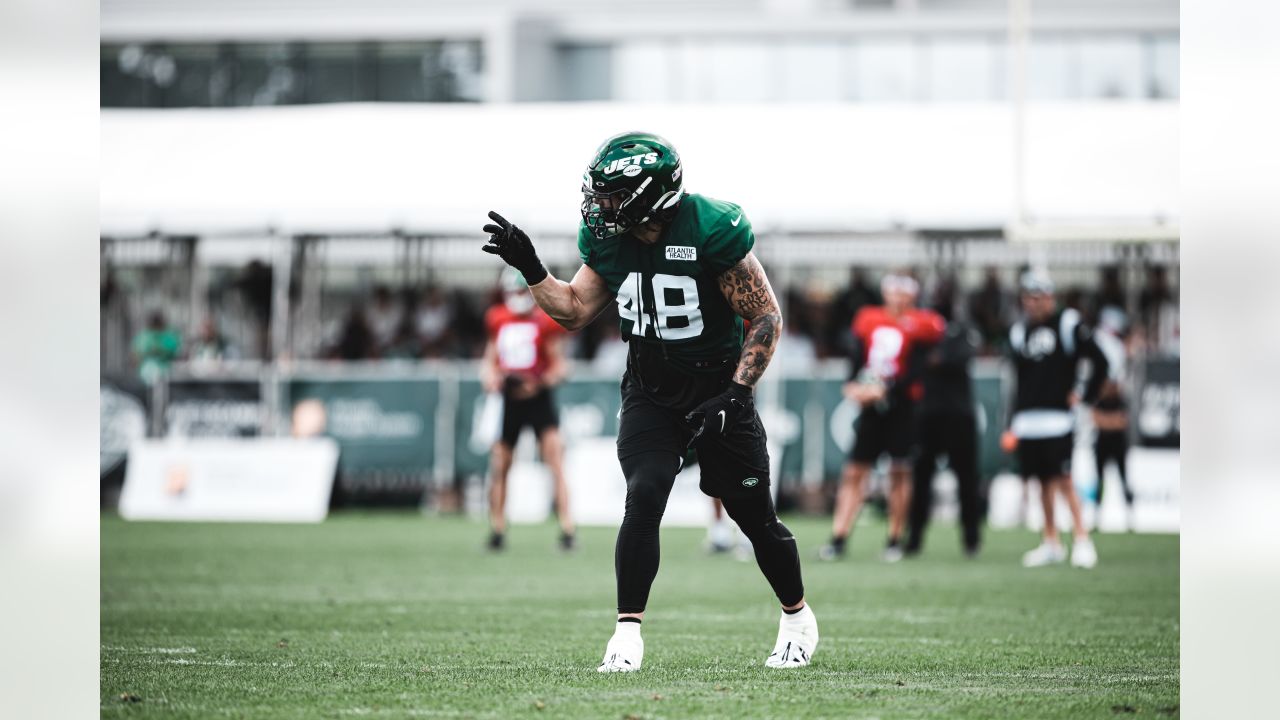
left=576, top=223, right=594, bottom=266
left=701, top=204, right=755, bottom=276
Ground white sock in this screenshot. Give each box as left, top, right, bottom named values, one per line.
left=614, top=621, right=642, bottom=638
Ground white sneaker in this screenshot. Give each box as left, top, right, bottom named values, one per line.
left=765, top=605, right=819, bottom=669
left=882, top=544, right=904, bottom=563
left=597, top=622, right=643, bottom=673
left=1070, top=537, right=1098, bottom=569
left=1021, top=541, right=1067, bottom=568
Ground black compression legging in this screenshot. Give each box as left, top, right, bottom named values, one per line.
left=615, top=450, right=805, bottom=614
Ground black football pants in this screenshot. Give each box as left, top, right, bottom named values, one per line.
left=906, top=411, right=983, bottom=553
left=1094, top=434, right=1134, bottom=506
left=615, top=450, right=805, bottom=614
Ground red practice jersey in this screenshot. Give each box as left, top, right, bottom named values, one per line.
left=485, top=304, right=566, bottom=379
left=852, top=306, right=946, bottom=397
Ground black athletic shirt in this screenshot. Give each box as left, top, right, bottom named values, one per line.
left=918, top=319, right=979, bottom=416
left=1006, top=308, right=1109, bottom=439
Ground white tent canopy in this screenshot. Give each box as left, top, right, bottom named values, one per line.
left=100, top=102, right=1178, bottom=238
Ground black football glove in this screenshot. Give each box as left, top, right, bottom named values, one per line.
left=685, top=381, right=754, bottom=447
left=481, top=211, right=548, bottom=285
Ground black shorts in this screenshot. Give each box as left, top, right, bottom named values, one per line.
left=1017, top=433, right=1074, bottom=480
left=616, top=374, right=771, bottom=500
left=499, top=388, right=558, bottom=447
left=850, top=400, right=916, bottom=464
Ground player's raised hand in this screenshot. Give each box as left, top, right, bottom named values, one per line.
left=482, top=211, right=547, bottom=285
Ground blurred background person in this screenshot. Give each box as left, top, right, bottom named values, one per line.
left=1092, top=380, right=1135, bottom=531
left=828, top=267, right=881, bottom=358
left=414, top=285, right=456, bottom=358
left=1139, top=265, right=1179, bottom=353
left=705, top=498, right=750, bottom=561
left=328, top=304, right=375, bottom=361
left=365, top=285, right=404, bottom=355
left=186, top=316, right=238, bottom=365
left=904, top=296, right=983, bottom=559
left=481, top=269, right=575, bottom=552
left=968, top=266, right=1012, bottom=356
left=1001, top=271, right=1109, bottom=569
left=821, top=272, right=944, bottom=563
left=132, top=310, right=181, bottom=385
left=382, top=311, right=424, bottom=360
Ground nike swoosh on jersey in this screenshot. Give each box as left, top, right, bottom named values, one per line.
left=717, top=409, right=726, bottom=433
left=730, top=214, right=742, bottom=226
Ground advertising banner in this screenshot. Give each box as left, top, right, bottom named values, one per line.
left=164, top=378, right=265, bottom=437
left=1137, top=356, right=1180, bottom=447
left=120, top=438, right=338, bottom=522
left=286, top=377, right=439, bottom=505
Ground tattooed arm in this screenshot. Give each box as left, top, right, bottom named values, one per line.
left=717, top=252, right=783, bottom=387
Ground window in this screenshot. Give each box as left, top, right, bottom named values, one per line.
left=1149, top=35, right=1179, bottom=99
left=703, top=42, right=778, bottom=102
left=612, top=42, right=671, bottom=102
left=850, top=40, right=919, bottom=102
left=924, top=38, right=1001, bottom=101
left=778, top=42, right=845, bottom=102
left=303, top=43, right=368, bottom=104
left=558, top=45, right=612, bottom=101
left=102, top=44, right=153, bottom=108
left=1027, top=36, right=1076, bottom=100
left=1078, top=37, right=1144, bottom=99
left=232, top=44, right=302, bottom=106
left=100, top=41, right=485, bottom=107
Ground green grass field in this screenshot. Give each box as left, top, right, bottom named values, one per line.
left=101, top=513, right=1178, bottom=719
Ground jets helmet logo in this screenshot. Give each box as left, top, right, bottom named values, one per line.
left=604, top=152, right=659, bottom=175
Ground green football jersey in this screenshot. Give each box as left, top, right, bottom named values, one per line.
left=578, top=193, right=754, bottom=372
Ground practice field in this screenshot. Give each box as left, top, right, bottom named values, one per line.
left=102, top=513, right=1178, bottom=719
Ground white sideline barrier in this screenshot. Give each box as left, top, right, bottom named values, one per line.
left=987, top=447, right=1180, bottom=533
left=121, top=438, right=338, bottom=522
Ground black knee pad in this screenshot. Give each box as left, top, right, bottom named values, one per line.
left=764, top=519, right=795, bottom=543
left=620, top=453, right=678, bottom=522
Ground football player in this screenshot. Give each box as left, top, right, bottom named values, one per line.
left=1000, top=271, right=1109, bottom=568
left=482, top=132, right=816, bottom=672
left=820, top=273, right=945, bottom=562
left=480, top=269, right=576, bottom=552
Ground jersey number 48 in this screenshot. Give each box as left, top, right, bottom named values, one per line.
left=616, top=272, right=704, bottom=341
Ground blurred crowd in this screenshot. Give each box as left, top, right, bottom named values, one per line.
left=119, top=263, right=1178, bottom=383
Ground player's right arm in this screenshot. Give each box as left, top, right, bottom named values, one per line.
left=528, top=264, right=613, bottom=332
left=481, top=210, right=612, bottom=331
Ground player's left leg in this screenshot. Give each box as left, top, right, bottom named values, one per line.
left=948, top=413, right=983, bottom=556
left=700, top=406, right=818, bottom=668
left=721, top=492, right=819, bottom=668
left=537, top=426, right=576, bottom=550
left=882, top=401, right=917, bottom=562
left=1055, top=474, right=1097, bottom=568
left=487, top=441, right=514, bottom=551
left=905, top=416, right=942, bottom=556
left=884, top=462, right=912, bottom=562
left=1114, top=440, right=1136, bottom=531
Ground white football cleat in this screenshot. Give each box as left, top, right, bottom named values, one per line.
left=597, top=622, right=643, bottom=673
left=1070, top=537, right=1098, bottom=569
left=1021, top=541, right=1067, bottom=568
left=765, top=604, right=819, bottom=669
left=882, top=544, right=905, bottom=563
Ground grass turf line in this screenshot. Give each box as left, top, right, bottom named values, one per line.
left=102, top=513, right=1178, bottom=719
